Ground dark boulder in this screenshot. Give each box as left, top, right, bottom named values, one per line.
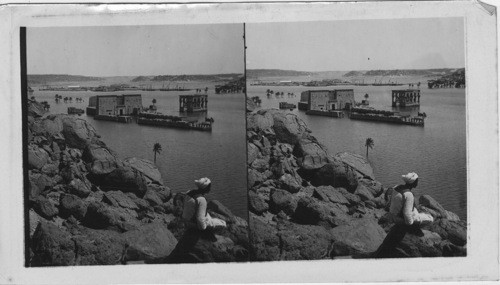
left=270, top=188, right=297, bottom=215
left=150, top=184, right=171, bottom=202
left=358, top=178, right=384, bottom=197
left=269, top=111, right=310, bottom=145
left=68, top=148, right=82, bottom=160
left=29, top=209, right=42, bottom=238
left=124, top=157, right=164, bottom=185
left=31, top=115, right=64, bottom=137
left=246, top=97, right=257, bottom=112
left=28, top=145, right=50, bottom=170
left=29, top=172, right=55, bottom=199
left=103, top=166, right=148, bottom=197
left=292, top=196, right=329, bottom=226
left=72, top=226, right=125, bottom=265
left=59, top=193, right=88, bottom=220
left=249, top=214, right=280, bottom=261
left=122, top=222, right=178, bottom=263
left=83, top=201, right=139, bottom=232
left=225, top=218, right=250, bottom=249
left=329, top=218, right=386, bottom=257
left=278, top=221, right=335, bottom=260
left=102, top=191, right=139, bottom=210
left=279, top=173, right=302, bottom=194
left=294, top=138, right=331, bottom=170
left=440, top=240, right=467, bottom=257
left=425, top=219, right=467, bottom=246
left=311, top=160, right=359, bottom=192
left=246, top=110, right=275, bottom=132
left=143, top=189, right=163, bottom=207
left=83, top=144, right=121, bottom=176
left=28, top=101, right=47, bottom=118
left=61, top=116, right=98, bottom=149
left=251, top=158, right=270, bottom=172
left=207, top=200, right=235, bottom=221
left=33, top=196, right=59, bottom=219
left=68, top=178, right=91, bottom=198
left=126, top=193, right=150, bottom=211
left=336, top=187, right=362, bottom=205
left=41, top=163, right=59, bottom=177
left=247, top=143, right=260, bottom=165
left=31, top=221, right=75, bottom=266
left=248, top=191, right=269, bottom=215
left=247, top=130, right=258, bottom=141
left=393, top=230, right=443, bottom=257
left=313, top=185, right=349, bottom=205
left=419, top=195, right=460, bottom=221
left=179, top=234, right=238, bottom=263
left=333, top=152, right=375, bottom=180
left=354, top=184, right=375, bottom=201
left=255, top=186, right=272, bottom=202
left=261, top=136, right=272, bottom=155
left=248, top=168, right=266, bottom=189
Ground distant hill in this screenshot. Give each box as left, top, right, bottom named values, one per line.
left=428, top=68, right=465, bottom=88
left=150, top=73, right=243, bottom=82
left=131, top=76, right=151, bottom=82
left=343, top=71, right=364, bottom=77
left=247, top=69, right=316, bottom=78
left=28, top=74, right=103, bottom=84
left=343, top=68, right=461, bottom=77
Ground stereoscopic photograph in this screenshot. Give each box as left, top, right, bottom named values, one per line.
left=246, top=18, right=467, bottom=260
left=6, top=1, right=497, bottom=282
left=24, top=24, right=248, bottom=266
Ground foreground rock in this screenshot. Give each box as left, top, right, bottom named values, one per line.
left=27, top=102, right=248, bottom=265
left=247, top=109, right=467, bottom=260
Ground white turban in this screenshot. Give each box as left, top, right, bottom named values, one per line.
left=195, top=177, right=211, bottom=189
left=402, top=172, right=418, bottom=184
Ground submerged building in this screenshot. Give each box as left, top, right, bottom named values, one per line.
left=179, top=95, right=208, bottom=113
left=299, top=89, right=355, bottom=112
left=87, top=94, right=143, bottom=116
left=391, top=89, right=421, bottom=107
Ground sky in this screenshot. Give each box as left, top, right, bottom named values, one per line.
left=246, top=18, right=465, bottom=71
left=27, top=24, right=245, bottom=77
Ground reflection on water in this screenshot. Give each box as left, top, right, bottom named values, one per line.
left=248, top=79, right=467, bottom=220
left=34, top=84, right=248, bottom=219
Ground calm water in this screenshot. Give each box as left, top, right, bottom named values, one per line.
left=34, top=82, right=248, bottom=219
left=248, top=78, right=467, bottom=220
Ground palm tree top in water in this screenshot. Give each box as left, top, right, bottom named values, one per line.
left=153, top=142, right=162, bottom=164
left=365, top=138, right=374, bottom=158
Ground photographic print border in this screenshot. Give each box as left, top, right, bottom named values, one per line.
left=0, top=1, right=498, bottom=283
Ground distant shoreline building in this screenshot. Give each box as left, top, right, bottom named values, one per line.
left=179, top=95, right=208, bottom=113
left=299, top=89, right=355, bottom=112
left=87, top=94, right=143, bottom=116
left=391, top=89, right=420, bottom=107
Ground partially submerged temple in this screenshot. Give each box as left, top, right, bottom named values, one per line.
left=179, top=95, right=208, bottom=113
left=87, top=94, right=143, bottom=116
left=299, top=89, right=355, bottom=111
left=392, top=89, right=421, bottom=107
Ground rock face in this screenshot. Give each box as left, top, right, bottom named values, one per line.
left=27, top=105, right=248, bottom=266
left=247, top=109, right=467, bottom=260
left=122, top=223, right=178, bottom=262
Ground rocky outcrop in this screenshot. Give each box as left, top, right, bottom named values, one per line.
left=27, top=104, right=248, bottom=266
left=122, top=223, right=178, bottom=262
left=247, top=109, right=467, bottom=260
